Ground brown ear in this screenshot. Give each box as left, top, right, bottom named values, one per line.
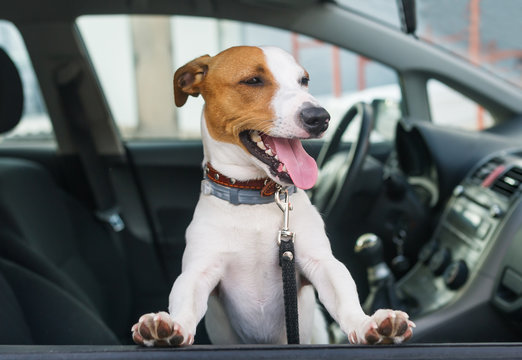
left=173, top=55, right=211, bottom=107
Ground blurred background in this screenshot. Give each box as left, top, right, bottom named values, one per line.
left=0, top=0, right=520, bottom=142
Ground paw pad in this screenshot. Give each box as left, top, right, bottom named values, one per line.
left=131, top=312, right=190, bottom=347
left=349, top=310, right=415, bottom=345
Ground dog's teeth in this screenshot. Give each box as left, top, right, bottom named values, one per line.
left=251, top=131, right=262, bottom=143
left=257, top=141, right=267, bottom=150
left=282, top=165, right=287, bottom=172
left=266, top=149, right=274, bottom=156
left=274, top=155, right=279, bottom=161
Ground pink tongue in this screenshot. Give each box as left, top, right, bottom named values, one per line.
left=265, top=137, right=318, bottom=190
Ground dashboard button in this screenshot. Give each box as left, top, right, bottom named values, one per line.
left=453, top=185, right=465, bottom=197
left=476, top=222, right=490, bottom=239
left=490, top=204, right=503, bottom=218
left=444, top=260, right=469, bottom=290
left=418, top=241, right=438, bottom=265
left=429, top=247, right=452, bottom=276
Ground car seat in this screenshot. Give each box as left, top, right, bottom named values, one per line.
left=0, top=47, right=132, bottom=345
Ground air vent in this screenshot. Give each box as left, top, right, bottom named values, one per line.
left=491, top=166, right=522, bottom=198
left=473, top=157, right=504, bottom=183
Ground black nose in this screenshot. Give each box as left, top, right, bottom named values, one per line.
left=300, top=106, right=330, bottom=136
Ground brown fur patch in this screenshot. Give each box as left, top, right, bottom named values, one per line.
left=173, top=46, right=278, bottom=149
left=173, top=55, right=211, bottom=107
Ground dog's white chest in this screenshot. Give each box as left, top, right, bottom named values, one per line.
left=186, top=194, right=297, bottom=343
left=220, top=251, right=286, bottom=343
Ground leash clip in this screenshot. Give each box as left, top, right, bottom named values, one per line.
left=275, top=187, right=295, bottom=245
left=275, top=187, right=300, bottom=344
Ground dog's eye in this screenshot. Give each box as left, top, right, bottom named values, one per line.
left=241, top=77, right=263, bottom=86
left=300, top=76, right=310, bottom=87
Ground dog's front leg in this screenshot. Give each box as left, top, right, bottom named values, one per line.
left=132, top=248, right=224, bottom=346
left=300, top=251, right=414, bottom=344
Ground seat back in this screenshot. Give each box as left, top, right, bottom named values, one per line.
left=0, top=48, right=131, bottom=344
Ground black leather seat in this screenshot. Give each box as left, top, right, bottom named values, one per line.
left=0, top=48, right=131, bottom=344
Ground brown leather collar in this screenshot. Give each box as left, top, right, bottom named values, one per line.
left=205, top=162, right=279, bottom=197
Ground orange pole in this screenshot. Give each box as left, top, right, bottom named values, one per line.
left=477, top=106, right=485, bottom=130
left=469, top=0, right=481, bottom=65
left=469, top=0, right=483, bottom=129
left=332, top=46, right=341, bottom=97
left=357, top=56, right=368, bottom=90
left=291, top=33, right=300, bottom=63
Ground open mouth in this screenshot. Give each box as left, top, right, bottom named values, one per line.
left=239, top=130, right=318, bottom=190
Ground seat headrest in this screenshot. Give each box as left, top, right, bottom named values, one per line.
left=0, top=48, right=24, bottom=134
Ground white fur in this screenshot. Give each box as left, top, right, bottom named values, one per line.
left=170, top=187, right=369, bottom=344
left=167, top=46, right=369, bottom=344
left=261, top=46, right=322, bottom=139
left=135, top=46, right=412, bottom=346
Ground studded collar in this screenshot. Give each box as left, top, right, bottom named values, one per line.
left=202, top=163, right=296, bottom=205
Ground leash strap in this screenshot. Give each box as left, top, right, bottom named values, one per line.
left=275, top=188, right=300, bottom=344
left=279, top=237, right=299, bottom=344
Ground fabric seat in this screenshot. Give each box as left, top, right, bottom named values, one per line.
left=0, top=257, right=119, bottom=345
left=0, top=47, right=132, bottom=344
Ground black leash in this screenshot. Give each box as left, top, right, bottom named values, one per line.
left=279, top=236, right=299, bottom=344
left=276, top=188, right=300, bottom=344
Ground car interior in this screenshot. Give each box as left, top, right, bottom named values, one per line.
left=1, top=0, right=522, bottom=358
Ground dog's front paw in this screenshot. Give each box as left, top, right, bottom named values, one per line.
left=348, top=309, right=415, bottom=345
left=132, top=312, right=193, bottom=347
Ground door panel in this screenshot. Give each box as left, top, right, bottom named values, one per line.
left=123, top=141, right=203, bottom=282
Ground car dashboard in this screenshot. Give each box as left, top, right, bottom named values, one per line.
left=397, top=150, right=522, bottom=341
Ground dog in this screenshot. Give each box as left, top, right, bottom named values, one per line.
left=131, top=46, right=414, bottom=346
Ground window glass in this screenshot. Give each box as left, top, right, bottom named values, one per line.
left=0, top=20, right=53, bottom=144
left=336, top=0, right=401, bottom=29
left=417, top=0, right=522, bottom=89
left=76, top=15, right=401, bottom=142
left=427, top=79, right=494, bottom=130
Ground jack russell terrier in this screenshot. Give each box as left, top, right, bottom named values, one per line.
left=132, top=46, right=414, bottom=346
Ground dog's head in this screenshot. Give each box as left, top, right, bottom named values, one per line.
left=174, top=46, right=330, bottom=190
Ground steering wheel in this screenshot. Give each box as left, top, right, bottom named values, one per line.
left=312, top=101, right=374, bottom=218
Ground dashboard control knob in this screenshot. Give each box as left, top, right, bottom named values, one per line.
left=418, top=241, right=438, bottom=265
left=429, top=247, right=452, bottom=276
left=444, top=260, right=469, bottom=290
left=453, top=185, right=465, bottom=197
left=354, top=233, right=384, bottom=267
left=489, top=204, right=503, bottom=218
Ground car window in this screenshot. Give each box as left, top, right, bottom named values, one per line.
left=417, top=0, right=522, bottom=90
left=427, top=79, right=494, bottom=130
left=76, top=15, right=401, bottom=142
left=0, top=20, right=54, bottom=145
left=336, top=0, right=401, bottom=29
